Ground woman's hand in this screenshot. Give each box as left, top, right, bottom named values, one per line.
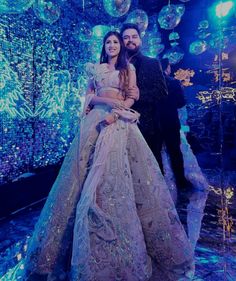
left=85, top=106, right=92, bottom=115
left=99, top=114, right=116, bottom=128
left=102, top=111, right=119, bottom=125
left=104, top=113, right=116, bottom=125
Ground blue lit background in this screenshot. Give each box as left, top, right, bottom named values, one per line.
left=0, top=5, right=86, bottom=184
left=0, top=0, right=236, bottom=185
left=0, top=2, right=236, bottom=279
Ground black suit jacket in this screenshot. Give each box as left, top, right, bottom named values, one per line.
left=159, top=75, right=186, bottom=131
left=130, top=53, right=168, bottom=135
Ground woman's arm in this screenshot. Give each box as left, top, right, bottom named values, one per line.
left=123, top=64, right=139, bottom=108
left=104, top=67, right=139, bottom=125
left=85, top=79, right=123, bottom=109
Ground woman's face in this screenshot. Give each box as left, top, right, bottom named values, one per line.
left=104, top=35, right=121, bottom=59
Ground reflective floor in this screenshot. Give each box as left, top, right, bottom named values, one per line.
left=0, top=170, right=236, bottom=280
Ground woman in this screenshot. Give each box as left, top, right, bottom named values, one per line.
left=21, top=31, right=194, bottom=281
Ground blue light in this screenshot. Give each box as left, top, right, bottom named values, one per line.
left=216, top=1, right=234, bottom=18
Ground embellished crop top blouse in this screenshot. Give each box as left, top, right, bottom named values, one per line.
left=85, top=62, right=135, bottom=97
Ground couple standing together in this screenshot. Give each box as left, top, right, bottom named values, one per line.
left=23, top=24, right=195, bottom=281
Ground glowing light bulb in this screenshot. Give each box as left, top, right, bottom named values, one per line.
left=216, top=1, right=234, bottom=18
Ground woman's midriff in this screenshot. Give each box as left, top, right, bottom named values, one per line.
left=97, top=88, right=124, bottom=101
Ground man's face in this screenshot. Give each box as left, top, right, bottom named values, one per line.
left=122, top=28, right=142, bottom=52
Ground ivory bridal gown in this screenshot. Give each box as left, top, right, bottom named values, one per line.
left=12, top=63, right=195, bottom=281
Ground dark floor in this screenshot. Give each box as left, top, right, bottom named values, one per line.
left=0, top=170, right=236, bottom=280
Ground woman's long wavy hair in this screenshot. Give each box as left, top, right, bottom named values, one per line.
left=100, top=31, right=129, bottom=94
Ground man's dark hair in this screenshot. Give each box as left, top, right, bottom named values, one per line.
left=160, top=58, right=169, bottom=71
left=120, top=23, right=141, bottom=37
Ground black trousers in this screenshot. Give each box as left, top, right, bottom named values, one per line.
left=140, top=124, right=186, bottom=186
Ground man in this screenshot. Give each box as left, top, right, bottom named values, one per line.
left=121, top=23, right=191, bottom=189
left=120, top=25, right=195, bottom=280
left=120, top=23, right=168, bottom=174
left=159, top=58, right=190, bottom=189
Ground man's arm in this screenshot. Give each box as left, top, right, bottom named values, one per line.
left=156, top=60, right=168, bottom=99
left=173, top=79, right=186, bottom=108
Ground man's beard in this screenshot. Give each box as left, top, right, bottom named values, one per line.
left=125, top=43, right=140, bottom=57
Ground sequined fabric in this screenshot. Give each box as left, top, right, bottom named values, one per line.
left=23, top=65, right=194, bottom=281
left=162, top=107, right=209, bottom=202
left=85, top=63, right=122, bottom=93
left=162, top=129, right=209, bottom=250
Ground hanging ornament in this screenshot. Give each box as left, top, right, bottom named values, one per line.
left=92, top=25, right=111, bottom=38
left=149, top=34, right=162, bottom=45
left=198, top=20, right=209, bottom=29
left=150, top=39, right=164, bottom=55
left=73, top=21, right=92, bottom=42
left=169, top=32, right=180, bottom=41
left=103, top=0, right=131, bottom=17
left=0, top=0, right=34, bottom=14
left=125, top=9, right=149, bottom=33
left=154, top=43, right=165, bottom=55
left=90, top=38, right=103, bottom=62
left=163, top=46, right=184, bottom=64
left=33, top=1, right=61, bottom=24
left=158, top=4, right=185, bottom=30
left=169, top=32, right=180, bottom=48
left=143, top=42, right=165, bottom=58
left=142, top=24, right=164, bottom=58
left=144, top=31, right=162, bottom=44
left=189, top=40, right=207, bottom=55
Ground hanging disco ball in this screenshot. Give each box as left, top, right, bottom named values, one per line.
left=163, top=46, right=184, bottom=64
left=158, top=4, right=185, bottom=30
left=90, top=38, right=103, bottom=62
left=198, top=20, right=209, bottom=29
left=143, top=44, right=165, bottom=58
left=0, top=0, right=34, bottom=14
left=142, top=30, right=164, bottom=57
left=144, top=31, right=162, bottom=44
left=169, top=32, right=180, bottom=41
left=189, top=40, right=207, bottom=55
left=33, top=1, right=61, bottom=24
left=92, top=25, right=111, bottom=38
left=149, top=36, right=162, bottom=46
left=156, top=43, right=165, bottom=55
left=176, top=4, right=185, bottom=15
left=103, top=0, right=131, bottom=17
left=144, top=43, right=165, bottom=58
left=125, top=9, right=149, bottom=33
left=73, top=21, right=92, bottom=42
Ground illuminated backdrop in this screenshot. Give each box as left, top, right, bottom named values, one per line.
left=0, top=0, right=236, bottom=184
left=0, top=7, right=85, bottom=184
